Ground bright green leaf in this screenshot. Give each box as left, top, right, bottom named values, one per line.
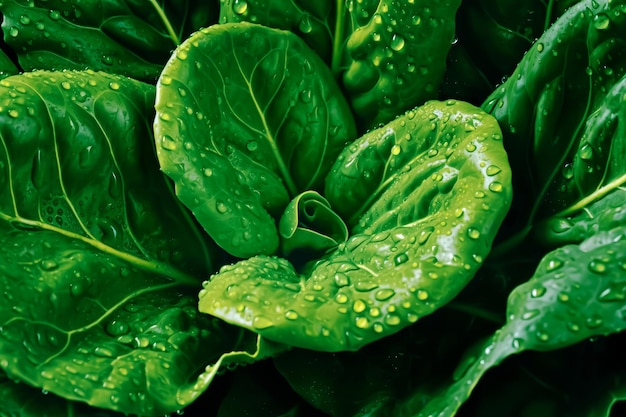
left=199, top=100, right=512, bottom=352
left=154, top=22, right=356, bottom=258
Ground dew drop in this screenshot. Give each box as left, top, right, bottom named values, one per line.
left=108, top=82, right=120, bottom=91
left=203, top=167, right=213, bottom=177
left=285, top=310, right=298, bottom=320
left=8, top=26, right=19, bottom=37
left=390, top=33, right=405, bottom=51
left=390, top=144, right=401, bottom=155
left=356, top=317, right=370, bottom=329
left=105, top=320, right=130, bottom=337
left=40, top=259, right=58, bottom=271
left=233, top=0, right=248, bottom=14
left=299, top=14, right=313, bottom=33
left=580, top=143, right=593, bottom=160
left=535, top=331, right=550, bottom=342
left=353, top=299, right=367, bottom=313
left=335, top=293, right=348, bottom=304
left=216, top=201, right=228, bottom=214
left=585, top=315, right=603, bottom=329
left=375, top=288, right=395, bottom=301
left=567, top=322, right=580, bottom=332
left=252, top=316, right=274, bottom=329
left=246, top=141, right=258, bottom=151
left=546, top=259, right=563, bottom=272
left=416, top=289, right=429, bottom=301
left=489, top=182, right=503, bottom=193
left=530, top=285, right=546, bottom=298
left=593, top=13, right=611, bottom=30
left=536, top=42, right=544, bottom=52
left=522, top=309, right=539, bottom=320
left=588, top=259, right=607, bottom=274
left=418, top=227, right=434, bottom=244
left=393, top=252, right=408, bottom=265
left=485, top=165, right=501, bottom=176
left=160, top=75, right=172, bottom=86
left=385, top=314, right=401, bottom=326
left=467, top=227, right=481, bottom=240
left=161, top=135, right=177, bottom=151
left=8, top=109, right=19, bottom=118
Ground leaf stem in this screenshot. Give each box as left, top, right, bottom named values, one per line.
left=331, top=0, right=346, bottom=76
left=554, top=173, right=626, bottom=218
left=2, top=214, right=199, bottom=288
left=149, top=0, right=181, bottom=46
left=544, top=0, right=555, bottom=32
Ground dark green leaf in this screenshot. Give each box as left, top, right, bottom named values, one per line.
left=154, top=22, right=356, bottom=258
left=0, top=370, right=122, bottom=416
left=417, top=224, right=626, bottom=417
left=0, top=0, right=217, bottom=81
left=482, top=0, right=626, bottom=225
left=343, top=0, right=461, bottom=126
left=199, top=100, right=512, bottom=352
left=0, top=70, right=271, bottom=415
left=219, top=0, right=336, bottom=64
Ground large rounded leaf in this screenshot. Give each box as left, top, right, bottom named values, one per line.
left=154, top=22, right=356, bottom=258
left=0, top=70, right=269, bottom=416
left=199, top=100, right=512, bottom=351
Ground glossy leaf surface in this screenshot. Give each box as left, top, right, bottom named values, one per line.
left=0, top=70, right=267, bottom=416
left=154, top=22, right=356, bottom=258
left=418, top=224, right=626, bottom=417
left=482, top=0, right=626, bottom=224
left=0, top=0, right=216, bottom=81
left=218, top=0, right=461, bottom=126
left=343, top=0, right=461, bottom=125
left=199, top=100, right=512, bottom=352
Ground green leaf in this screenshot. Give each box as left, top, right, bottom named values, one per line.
left=416, top=224, right=626, bottom=417
left=482, top=0, right=626, bottom=226
left=154, top=22, right=356, bottom=258
left=219, top=0, right=336, bottom=65
left=278, top=190, right=348, bottom=262
left=343, top=0, right=461, bottom=126
left=199, top=100, right=512, bottom=352
left=0, top=70, right=269, bottom=416
left=533, top=188, right=626, bottom=248
left=219, top=0, right=462, bottom=126
left=0, top=0, right=217, bottom=81
left=0, top=370, right=122, bottom=416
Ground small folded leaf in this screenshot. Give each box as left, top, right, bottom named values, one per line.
left=278, top=191, right=348, bottom=259
left=154, top=23, right=356, bottom=258
left=200, top=100, right=512, bottom=351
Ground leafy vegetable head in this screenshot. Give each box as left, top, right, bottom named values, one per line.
left=199, top=100, right=512, bottom=352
